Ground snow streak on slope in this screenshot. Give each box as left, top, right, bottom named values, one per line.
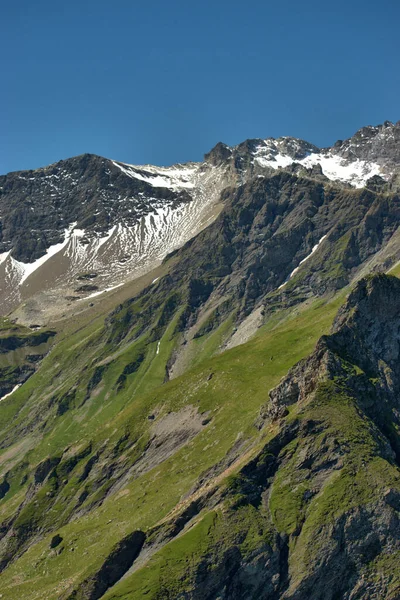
left=57, top=164, right=227, bottom=289
left=0, top=252, right=10, bottom=266
left=13, top=223, right=78, bottom=285
left=278, top=235, right=327, bottom=290
left=0, top=384, right=21, bottom=402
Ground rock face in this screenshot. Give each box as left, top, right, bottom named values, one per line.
left=65, top=530, right=146, bottom=600
left=268, top=275, right=400, bottom=444
left=104, top=172, right=400, bottom=377
left=0, top=319, right=55, bottom=400
left=332, top=120, right=400, bottom=172
left=239, top=274, right=400, bottom=600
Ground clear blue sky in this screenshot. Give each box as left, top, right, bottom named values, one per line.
left=2, top=0, right=399, bottom=174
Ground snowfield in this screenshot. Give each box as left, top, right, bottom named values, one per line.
left=252, top=140, right=385, bottom=188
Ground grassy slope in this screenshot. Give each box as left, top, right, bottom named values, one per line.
left=107, top=377, right=400, bottom=600
left=104, top=505, right=274, bottom=600
left=0, top=288, right=345, bottom=599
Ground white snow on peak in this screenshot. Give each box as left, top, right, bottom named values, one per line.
left=300, top=153, right=383, bottom=188
left=111, top=161, right=199, bottom=190
left=278, top=235, right=327, bottom=290
left=252, top=142, right=384, bottom=188
left=255, top=152, right=294, bottom=170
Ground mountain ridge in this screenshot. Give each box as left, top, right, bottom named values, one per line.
left=1, top=120, right=400, bottom=322
left=5, top=119, right=399, bottom=177
left=0, top=122, right=400, bottom=324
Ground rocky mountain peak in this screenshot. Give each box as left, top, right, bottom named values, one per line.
left=205, top=136, right=320, bottom=168
left=272, top=136, right=319, bottom=159
left=203, top=123, right=400, bottom=189
left=0, top=148, right=230, bottom=316
left=204, top=141, right=232, bottom=165
left=331, top=120, right=400, bottom=169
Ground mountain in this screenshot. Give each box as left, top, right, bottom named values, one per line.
left=0, top=121, right=400, bottom=599
left=1, top=121, right=400, bottom=322
left=0, top=154, right=227, bottom=319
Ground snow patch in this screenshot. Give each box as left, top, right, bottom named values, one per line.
left=300, top=153, right=382, bottom=188
left=252, top=142, right=384, bottom=188
left=72, top=228, right=86, bottom=238
left=78, top=282, right=124, bottom=301
left=0, top=251, right=10, bottom=265
left=111, top=161, right=198, bottom=190
left=255, top=153, right=294, bottom=170
left=97, top=226, right=117, bottom=250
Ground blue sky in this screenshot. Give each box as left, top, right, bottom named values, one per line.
left=2, top=0, right=399, bottom=174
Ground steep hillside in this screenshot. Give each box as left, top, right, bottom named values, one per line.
left=0, top=318, right=55, bottom=401
left=107, top=273, right=400, bottom=600
left=103, top=171, right=400, bottom=376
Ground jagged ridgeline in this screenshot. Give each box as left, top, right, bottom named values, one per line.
left=1, top=120, right=400, bottom=321
left=0, top=122, right=400, bottom=599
